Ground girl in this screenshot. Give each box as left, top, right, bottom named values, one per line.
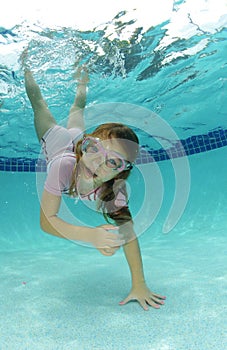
left=24, top=65, right=166, bottom=311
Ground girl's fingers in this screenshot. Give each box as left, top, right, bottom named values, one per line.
left=119, top=296, right=131, bottom=305
left=108, top=237, right=125, bottom=247
left=152, top=293, right=166, bottom=300
left=97, top=247, right=119, bottom=256
left=101, top=224, right=119, bottom=230
left=119, top=291, right=166, bottom=310
left=139, top=300, right=149, bottom=311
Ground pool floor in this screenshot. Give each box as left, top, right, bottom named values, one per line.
left=0, top=226, right=226, bottom=350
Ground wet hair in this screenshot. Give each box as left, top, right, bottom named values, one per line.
left=69, top=122, right=139, bottom=224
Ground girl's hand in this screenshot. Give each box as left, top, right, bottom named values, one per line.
left=90, top=224, right=124, bottom=256
left=119, top=283, right=166, bottom=311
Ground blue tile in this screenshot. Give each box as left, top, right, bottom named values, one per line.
left=1, top=128, right=227, bottom=172
left=23, top=165, right=30, bottom=171
left=11, top=159, right=18, bottom=165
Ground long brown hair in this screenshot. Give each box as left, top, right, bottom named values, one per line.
left=69, top=123, right=139, bottom=224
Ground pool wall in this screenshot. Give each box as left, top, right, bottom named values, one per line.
left=1, top=146, right=226, bottom=250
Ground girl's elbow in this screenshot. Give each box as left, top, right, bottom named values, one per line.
left=40, top=217, right=48, bottom=233
left=40, top=212, right=51, bottom=234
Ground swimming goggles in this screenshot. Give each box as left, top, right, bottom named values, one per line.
left=81, top=136, right=133, bottom=172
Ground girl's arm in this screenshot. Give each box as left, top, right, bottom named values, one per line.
left=120, top=222, right=145, bottom=285
left=117, top=220, right=166, bottom=311
left=40, top=189, right=125, bottom=250
left=67, top=66, right=89, bottom=130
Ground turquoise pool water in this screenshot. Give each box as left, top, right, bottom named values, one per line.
left=0, top=1, right=227, bottom=349
left=1, top=148, right=227, bottom=349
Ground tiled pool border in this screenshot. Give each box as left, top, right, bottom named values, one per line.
left=0, top=128, right=227, bottom=172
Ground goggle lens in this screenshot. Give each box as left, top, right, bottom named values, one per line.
left=81, top=137, right=133, bottom=171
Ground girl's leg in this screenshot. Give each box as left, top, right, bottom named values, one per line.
left=67, top=67, right=89, bottom=131
left=67, top=83, right=86, bottom=131
left=24, top=70, right=57, bottom=141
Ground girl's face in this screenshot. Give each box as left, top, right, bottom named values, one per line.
left=79, top=136, right=133, bottom=183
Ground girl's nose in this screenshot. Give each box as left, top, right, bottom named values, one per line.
left=91, top=153, right=106, bottom=170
